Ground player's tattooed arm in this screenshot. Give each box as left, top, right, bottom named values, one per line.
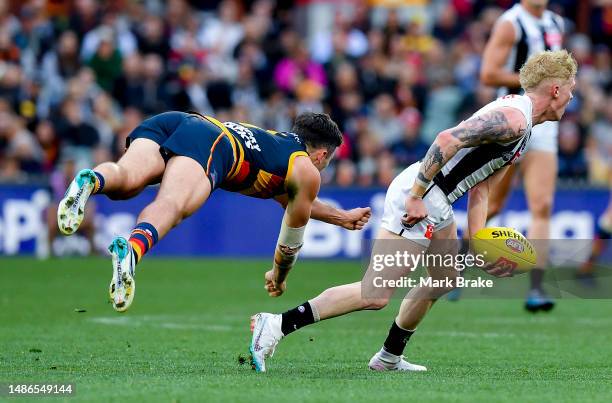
left=410, top=108, right=526, bottom=198
left=449, top=110, right=526, bottom=147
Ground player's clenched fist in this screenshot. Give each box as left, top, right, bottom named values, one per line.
left=341, top=207, right=372, bottom=230
left=402, top=196, right=428, bottom=229
left=264, top=269, right=286, bottom=297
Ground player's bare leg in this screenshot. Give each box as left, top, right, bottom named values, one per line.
left=95, top=138, right=166, bottom=199
left=521, top=150, right=556, bottom=312
left=369, top=223, right=458, bottom=371
left=250, top=228, right=426, bottom=372
left=108, top=156, right=212, bottom=312
left=486, top=163, right=517, bottom=220
left=133, top=156, right=211, bottom=239
left=57, top=139, right=165, bottom=235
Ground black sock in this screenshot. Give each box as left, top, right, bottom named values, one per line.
left=382, top=321, right=414, bottom=356
left=530, top=268, right=545, bottom=291
left=281, top=301, right=316, bottom=336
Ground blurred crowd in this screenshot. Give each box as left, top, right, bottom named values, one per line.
left=0, top=0, right=610, bottom=188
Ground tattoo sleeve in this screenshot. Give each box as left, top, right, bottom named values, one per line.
left=449, top=110, right=524, bottom=146
left=413, top=109, right=525, bottom=195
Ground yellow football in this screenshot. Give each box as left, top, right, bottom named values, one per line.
left=471, top=227, right=537, bottom=273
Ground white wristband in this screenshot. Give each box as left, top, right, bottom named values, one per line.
left=408, top=189, right=423, bottom=199
left=415, top=177, right=430, bottom=189
left=277, top=213, right=305, bottom=250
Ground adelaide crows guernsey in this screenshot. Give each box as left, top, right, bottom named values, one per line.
left=203, top=116, right=309, bottom=199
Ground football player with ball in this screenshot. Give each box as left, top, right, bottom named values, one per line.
left=251, top=50, right=577, bottom=372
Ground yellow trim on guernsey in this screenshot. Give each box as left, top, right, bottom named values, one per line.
left=239, top=122, right=283, bottom=136
left=204, top=115, right=244, bottom=180
left=285, top=151, right=309, bottom=186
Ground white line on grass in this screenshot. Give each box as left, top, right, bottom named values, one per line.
left=88, top=316, right=233, bottom=331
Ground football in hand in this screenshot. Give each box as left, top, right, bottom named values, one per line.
left=471, top=227, right=537, bottom=274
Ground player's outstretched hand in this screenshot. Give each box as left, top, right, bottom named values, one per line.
left=341, top=207, right=372, bottom=230
left=402, top=196, right=428, bottom=229
left=264, top=269, right=286, bottom=297
left=481, top=261, right=515, bottom=278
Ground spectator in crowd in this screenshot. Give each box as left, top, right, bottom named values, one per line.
left=69, top=0, right=101, bottom=40
left=91, top=92, right=121, bottom=153
left=80, top=9, right=137, bottom=61
left=199, top=0, right=244, bottom=54
left=13, top=1, right=55, bottom=78
left=432, top=3, right=463, bottom=43
left=134, top=14, right=170, bottom=58
left=112, top=52, right=144, bottom=110
left=34, top=119, right=59, bottom=173
left=356, top=132, right=382, bottom=187
left=389, top=107, right=428, bottom=168
left=0, top=0, right=20, bottom=39
left=368, top=93, right=403, bottom=146
left=0, top=0, right=606, bottom=191
left=274, top=32, right=326, bottom=94
left=420, top=43, right=463, bottom=143
left=0, top=63, right=23, bottom=112
left=0, top=27, right=20, bottom=64
left=557, top=119, right=588, bottom=180
left=53, top=97, right=99, bottom=172
left=0, top=110, right=42, bottom=177
left=141, top=53, right=170, bottom=115
left=86, top=27, right=122, bottom=92
left=376, top=151, right=396, bottom=187
left=587, top=96, right=612, bottom=184
left=38, top=30, right=81, bottom=118
left=336, top=159, right=358, bottom=187
left=232, top=59, right=263, bottom=121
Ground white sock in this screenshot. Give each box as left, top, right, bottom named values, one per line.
left=307, top=300, right=321, bottom=322
left=379, top=347, right=400, bottom=363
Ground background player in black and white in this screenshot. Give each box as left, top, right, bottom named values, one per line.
left=480, top=0, right=565, bottom=311
left=250, top=50, right=577, bottom=372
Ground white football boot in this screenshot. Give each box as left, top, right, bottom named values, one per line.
left=250, top=313, right=283, bottom=372
left=108, top=237, right=136, bottom=313
left=368, top=349, right=427, bottom=372
left=57, top=169, right=97, bottom=235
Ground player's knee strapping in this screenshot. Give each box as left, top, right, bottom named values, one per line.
left=129, top=222, right=159, bottom=264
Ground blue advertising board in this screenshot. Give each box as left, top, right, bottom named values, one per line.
left=0, top=184, right=608, bottom=258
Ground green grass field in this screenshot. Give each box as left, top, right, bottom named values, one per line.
left=1, top=257, right=611, bottom=402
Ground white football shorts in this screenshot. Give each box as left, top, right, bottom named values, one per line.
left=380, top=162, right=455, bottom=247
left=525, top=120, right=558, bottom=153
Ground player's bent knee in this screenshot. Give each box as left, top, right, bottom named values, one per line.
left=530, top=197, right=553, bottom=219
left=106, top=187, right=145, bottom=201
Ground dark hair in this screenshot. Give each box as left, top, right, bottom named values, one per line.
left=292, top=112, right=342, bottom=151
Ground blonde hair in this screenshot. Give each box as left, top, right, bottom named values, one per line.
left=519, top=50, right=577, bottom=92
